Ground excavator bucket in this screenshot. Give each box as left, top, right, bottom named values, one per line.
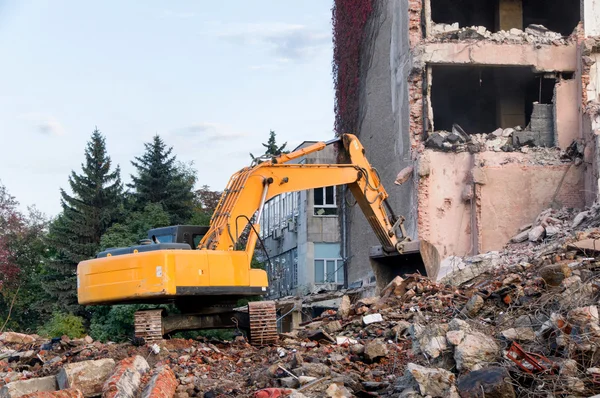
left=368, top=240, right=441, bottom=292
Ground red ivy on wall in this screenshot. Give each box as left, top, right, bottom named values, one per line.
left=332, top=0, right=374, bottom=136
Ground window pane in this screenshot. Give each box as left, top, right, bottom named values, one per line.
left=315, top=260, right=325, bottom=283
left=326, top=260, right=336, bottom=283
left=337, top=260, right=344, bottom=284
left=314, top=188, right=324, bottom=206
left=326, top=186, right=335, bottom=205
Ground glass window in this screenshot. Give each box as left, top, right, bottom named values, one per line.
left=314, top=186, right=337, bottom=216
left=315, top=260, right=325, bottom=283
left=326, top=260, right=336, bottom=283
left=314, top=188, right=324, bottom=206
left=193, top=234, right=203, bottom=248
left=153, top=234, right=173, bottom=243
left=326, top=186, right=335, bottom=205
left=337, top=259, right=345, bottom=285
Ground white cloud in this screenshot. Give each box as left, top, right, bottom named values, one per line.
left=18, top=113, right=66, bottom=136
left=170, top=122, right=249, bottom=144
left=219, top=22, right=330, bottom=62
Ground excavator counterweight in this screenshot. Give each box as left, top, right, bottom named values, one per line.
left=77, top=134, right=439, bottom=345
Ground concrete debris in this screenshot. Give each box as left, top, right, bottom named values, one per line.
left=454, top=331, right=500, bottom=371
left=362, top=314, right=383, bottom=325
left=430, top=23, right=569, bottom=45
left=394, top=166, right=414, bottom=185
left=5, top=205, right=600, bottom=396
left=363, top=340, right=388, bottom=362
left=405, top=363, right=456, bottom=397
left=0, top=333, right=36, bottom=345
left=57, top=359, right=115, bottom=397
left=0, top=376, right=58, bottom=398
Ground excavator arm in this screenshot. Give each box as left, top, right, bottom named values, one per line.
left=201, top=134, right=409, bottom=256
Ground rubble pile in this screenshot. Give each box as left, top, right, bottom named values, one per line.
left=429, top=23, right=571, bottom=45
left=425, top=124, right=585, bottom=164
left=5, top=205, right=600, bottom=396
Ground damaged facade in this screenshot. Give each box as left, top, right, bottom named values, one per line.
left=343, top=0, right=600, bottom=285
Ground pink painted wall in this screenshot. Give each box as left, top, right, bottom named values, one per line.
left=418, top=151, right=474, bottom=259
left=418, top=151, right=585, bottom=257
left=555, top=79, right=581, bottom=149
left=479, top=161, right=585, bottom=252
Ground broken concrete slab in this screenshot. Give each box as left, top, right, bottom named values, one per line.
left=0, top=376, right=58, bottom=398
left=57, top=358, right=116, bottom=397
left=454, top=332, right=500, bottom=371
left=405, top=363, right=457, bottom=398
left=362, top=314, right=383, bottom=325
left=364, top=340, right=388, bottom=362
left=528, top=225, right=546, bottom=242
left=395, top=166, right=414, bottom=185
left=0, top=332, right=36, bottom=344
left=500, top=327, right=536, bottom=342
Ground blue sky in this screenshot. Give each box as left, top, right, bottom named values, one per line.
left=0, top=1, right=334, bottom=217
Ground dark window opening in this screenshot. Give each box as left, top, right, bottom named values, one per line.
left=431, top=0, right=496, bottom=32
left=522, top=0, right=579, bottom=36
left=430, top=65, right=556, bottom=134
left=431, top=0, right=579, bottom=36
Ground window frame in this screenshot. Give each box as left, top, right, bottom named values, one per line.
left=314, top=257, right=344, bottom=285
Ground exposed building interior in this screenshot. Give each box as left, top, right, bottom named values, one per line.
left=430, top=0, right=580, bottom=36
left=430, top=66, right=556, bottom=135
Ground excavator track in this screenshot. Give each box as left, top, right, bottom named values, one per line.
left=134, top=309, right=163, bottom=343
left=248, top=301, right=278, bottom=346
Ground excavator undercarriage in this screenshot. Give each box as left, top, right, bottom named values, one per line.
left=134, top=301, right=278, bottom=345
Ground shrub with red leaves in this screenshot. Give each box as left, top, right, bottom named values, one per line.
left=332, top=0, right=374, bottom=135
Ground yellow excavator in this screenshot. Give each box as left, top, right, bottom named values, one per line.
left=77, top=134, right=439, bottom=345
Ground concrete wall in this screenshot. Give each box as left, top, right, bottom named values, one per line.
left=584, top=0, right=600, bottom=36
left=555, top=78, right=581, bottom=149
left=479, top=161, right=585, bottom=251
left=414, top=42, right=578, bottom=72
left=347, top=0, right=415, bottom=285
left=418, top=150, right=585, bottom=257
left=417, top=151, right=474, bottom=259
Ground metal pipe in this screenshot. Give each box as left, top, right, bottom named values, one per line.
left=256, top=178, right=272, bottom=221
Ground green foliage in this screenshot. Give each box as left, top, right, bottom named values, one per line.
left=250, top=130, right=289, bottom=160
left=0, top=183, right=53, bottom=332
left=44, top=129, right=124, bottom=314
left=38, top=312, right=86, bottom=338
left=100, top=204, right=171, bottom=250
left=88, top=305, right=140, bottom=342
left=250, top=257, right=265, bottom=270
left=129, top=135, right=195, bottom=224
left=190, top=185, right=221, bottom=228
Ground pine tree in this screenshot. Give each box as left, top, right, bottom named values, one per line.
left=250, top=130, right=289, bottom=160
left=129, top=135, right=195, bottom=225
left=44, top=128, right=123, bottom=313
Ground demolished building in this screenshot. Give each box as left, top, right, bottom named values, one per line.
left=334, top=0, right=600, bottom=286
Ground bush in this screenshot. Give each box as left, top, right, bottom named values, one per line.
left=38, top=312, right=86, bottom=338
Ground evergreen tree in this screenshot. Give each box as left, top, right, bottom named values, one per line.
left=129, top=135, right=195, bottom=224
left=44, top=128, right=123, bottom=313
left=250, top=130, right=289, bottom=160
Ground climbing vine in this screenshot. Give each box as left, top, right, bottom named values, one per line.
left=332, top=0, right=374, bottom=136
